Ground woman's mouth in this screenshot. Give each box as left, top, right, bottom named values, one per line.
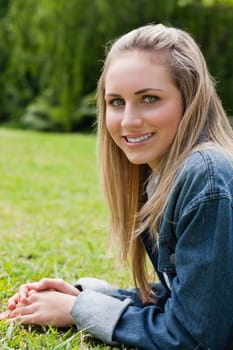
left=125, top=133, right=154, bottom=144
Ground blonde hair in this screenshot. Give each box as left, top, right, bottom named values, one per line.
left=97, top=24, right=233, bottom=302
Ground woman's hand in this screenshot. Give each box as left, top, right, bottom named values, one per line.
left=7, top=278, right=80, bottom=310
left=1, top=290, right=77, bottom=327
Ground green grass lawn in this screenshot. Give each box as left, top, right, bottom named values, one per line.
left=0, top=128, right=132, bottom=349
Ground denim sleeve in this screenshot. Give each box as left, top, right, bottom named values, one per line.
left=70, top=282, right=168, bottom=345
left=71, top=289, right=133, bottom=344
left=113, top=197, right=233, bottom=350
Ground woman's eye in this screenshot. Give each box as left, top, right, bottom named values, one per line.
left=143, top=96, right=159, bottom=103
left=110, top=98, right=125, bottom=106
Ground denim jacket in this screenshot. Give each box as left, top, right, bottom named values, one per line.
left=71, top=146, right=233, bottom=350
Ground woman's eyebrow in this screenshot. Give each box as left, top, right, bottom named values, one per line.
left=134, top=88, right=164, bottom=95
left=105, top=93, right=122, bottom=99
left=105, top=88, right=164, bottom=98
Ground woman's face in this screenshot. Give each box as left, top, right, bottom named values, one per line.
left=104, top=50, right=183, bottom=170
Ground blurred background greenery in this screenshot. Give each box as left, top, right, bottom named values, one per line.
left=0, top=0, right=232, bottom=132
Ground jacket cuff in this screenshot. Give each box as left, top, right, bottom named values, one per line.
left=73, top=277, right=115, bottom=295
left=70, top=289, right=132, bottom=344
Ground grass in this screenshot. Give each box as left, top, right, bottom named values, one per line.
left=0, top=128, right=132, bottom=349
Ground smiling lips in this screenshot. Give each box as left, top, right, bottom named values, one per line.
left=125, top=132, right=154, bottom=144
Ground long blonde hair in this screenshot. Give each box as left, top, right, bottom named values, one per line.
left=97, top=24, right=233, bottom=301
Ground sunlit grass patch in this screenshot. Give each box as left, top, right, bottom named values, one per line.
left=0, top=128, right=132, bottom=349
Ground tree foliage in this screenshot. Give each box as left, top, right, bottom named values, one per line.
left=0, top=0, right=232, bottom=131
left=172, top=3, right=233, bottom=116
left=2, top=0, right=97, bottom=131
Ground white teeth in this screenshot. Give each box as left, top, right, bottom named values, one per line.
left=126, top=133, right=152, bottom=143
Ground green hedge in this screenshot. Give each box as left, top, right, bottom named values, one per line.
left=172, top=3, right=233, bottom=116
left=0, top=1, right=232, bottom=131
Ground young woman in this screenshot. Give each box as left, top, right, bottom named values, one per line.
left=1, top=24, right=233, bottom=350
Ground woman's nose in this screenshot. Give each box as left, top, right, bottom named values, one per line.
left=121, top=105, right=143, bottom=128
